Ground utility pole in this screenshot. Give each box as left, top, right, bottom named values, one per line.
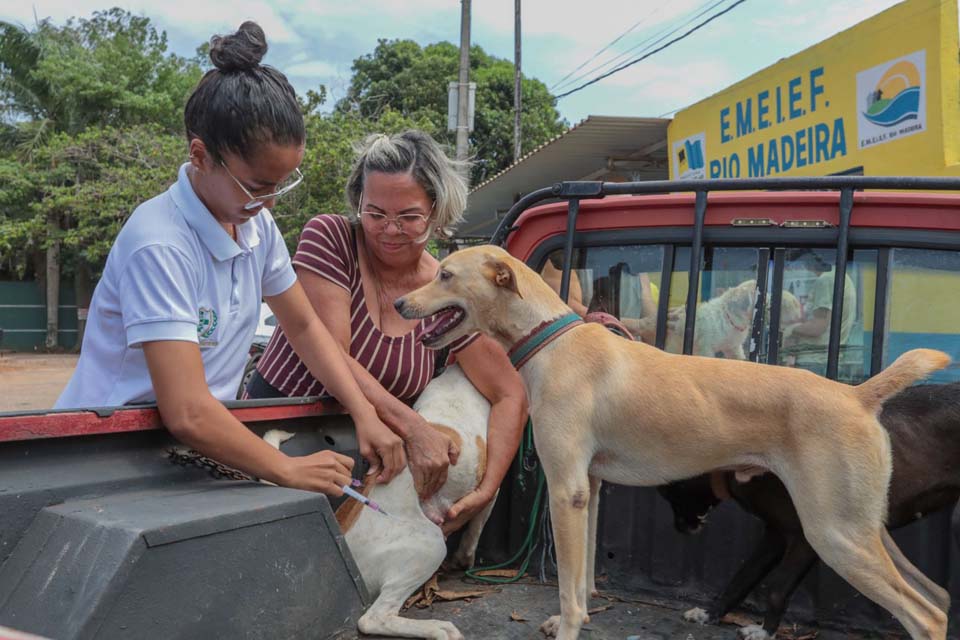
left=513, top=0, right=522, bottom=163
left=456, top=0, right=471, bottom=165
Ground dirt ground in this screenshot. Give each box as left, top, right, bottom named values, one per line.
left=0, top=353, right=79, bottom=412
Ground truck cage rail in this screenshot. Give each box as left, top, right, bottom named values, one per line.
left=492, top=176, right=960, bottom=380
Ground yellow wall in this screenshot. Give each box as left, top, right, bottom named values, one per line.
left=668, top=0, right=960, bottom=179
left=888, top=269, right=960, bottom=333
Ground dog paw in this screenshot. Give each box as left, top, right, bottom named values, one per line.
left=683, top=607, right=710, bottom=625
left=448, top=550, right=475, bottom=570
left=539, top=615, right=561, bottom=637
left=436, top=621, right=464, bottom=640
left=738, top=624, right=771, bottom=640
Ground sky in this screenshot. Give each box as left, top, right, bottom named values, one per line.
left=1, top=0, right=908, bottom=125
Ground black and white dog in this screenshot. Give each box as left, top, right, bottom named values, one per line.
left=658, top=382, right=960, bottom=639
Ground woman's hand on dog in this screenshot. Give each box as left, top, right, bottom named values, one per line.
left=356, top=414, right=406, bottom=484
left=406, top=420, right=460, bottom=499
left=282, top=449, right=355, bottom=496
left=442, top=488, right=494, bottom=536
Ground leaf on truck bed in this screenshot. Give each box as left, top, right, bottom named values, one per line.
left=403, top=573, right=498, bottom=609
left=433, top=587, right=495, bottom=601
left=509, top=611, right=527, bottom=622
left=471, top=568, right=521, bottom=578
left=404, top=574, right=440, bottom=609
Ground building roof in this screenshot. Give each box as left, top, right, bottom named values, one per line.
left=458, top=115, right=671, bottom=238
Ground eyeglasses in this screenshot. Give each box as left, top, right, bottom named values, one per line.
left=357, top=195, right=432, bottom=236
left=222, top=162, right=304, bottom=211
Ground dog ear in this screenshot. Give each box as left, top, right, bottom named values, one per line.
left=483, top=258, right=523, bottom=298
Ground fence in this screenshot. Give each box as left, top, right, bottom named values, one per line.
left=0, top=280, right=78, bottom=350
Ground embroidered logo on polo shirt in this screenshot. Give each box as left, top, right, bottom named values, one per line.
left=197, top=307, right=219, bottom=346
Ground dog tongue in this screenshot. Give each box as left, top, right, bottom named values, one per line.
left=418, top=308, right=459, bottom=342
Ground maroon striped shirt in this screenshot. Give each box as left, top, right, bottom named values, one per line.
left=256, top=214, right=477, bottom=399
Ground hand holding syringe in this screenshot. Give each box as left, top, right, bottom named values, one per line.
left=343, top=478, right=389, bottom=516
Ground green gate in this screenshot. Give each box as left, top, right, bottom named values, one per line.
left=0, top=280, right=78, bottom=350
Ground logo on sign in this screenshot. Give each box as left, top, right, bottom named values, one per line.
left=673, top=133, right=706, bottom=179
left=856, top=51, right=926, bottom=149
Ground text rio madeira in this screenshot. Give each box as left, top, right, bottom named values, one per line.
left=711, top=67, right=848, bottom=178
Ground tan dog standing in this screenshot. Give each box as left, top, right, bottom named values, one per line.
left=395, top=245, right=950, bottom=640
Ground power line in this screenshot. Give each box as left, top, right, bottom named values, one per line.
left=554, top=0, right=748, bottom=100
left=549, top=5, right=668, bottom=91
left=553, top=0, right=725, bottom=94
left=553, top=0, right=734, bottom=95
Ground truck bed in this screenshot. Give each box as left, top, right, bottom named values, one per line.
left=358, top=572, right=892, bottom=640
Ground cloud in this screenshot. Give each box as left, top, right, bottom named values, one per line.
left=288, top=50, right=310, bottom=63
left=554, top=56, right=736, bottom=121
left=475, top=0, right=706, bottom=40
left=751, top=0, right=901, bottom=43
left=3, top=0, right=300, bottom=44
left=512, top=0, right=748, bottom=95
left=283, top=59, right=339, bottom=78
left=1, top=0, right=919, bottom=126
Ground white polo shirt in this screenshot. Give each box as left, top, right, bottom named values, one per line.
left=55, top=163, right=297, bottom=409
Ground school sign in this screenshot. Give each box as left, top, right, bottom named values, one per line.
left=668, top=0, right=960, bottom=179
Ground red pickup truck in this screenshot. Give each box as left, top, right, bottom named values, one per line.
left=1, top=176, right=958, bottom=639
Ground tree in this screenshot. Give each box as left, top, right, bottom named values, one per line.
left=1, top=9, right=200, bottom=136
left=0, top=19, right=566, bottom=350
left=0, top=10, right=200, bottom=348
left=336, top=39, right=567, bottom=185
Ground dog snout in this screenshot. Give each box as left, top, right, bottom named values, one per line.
left=394, top=298, right=407, bottom=314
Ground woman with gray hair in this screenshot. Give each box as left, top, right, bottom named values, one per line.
left=248, top=130, right=528, bottom=533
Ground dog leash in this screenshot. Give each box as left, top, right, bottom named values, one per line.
left=465, top=419, right=546, bottom=584
left=507, top=313, right=583, bottom=369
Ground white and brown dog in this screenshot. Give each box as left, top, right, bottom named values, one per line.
left=265, top=364, right=493, bottom=640
left=395, top=245, right=950, bottom=640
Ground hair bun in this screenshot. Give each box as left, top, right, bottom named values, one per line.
left=209, top=21, right=268, bottom=72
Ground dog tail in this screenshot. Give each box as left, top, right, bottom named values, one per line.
left=853, top=348, right=950, bottom=411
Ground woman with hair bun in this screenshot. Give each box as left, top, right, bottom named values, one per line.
left=248, top=130, right=528, bottom=533
left=56, top=22, right=403, bottom=498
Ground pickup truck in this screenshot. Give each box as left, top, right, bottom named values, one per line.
left=1, top=176, right=958, bottom=639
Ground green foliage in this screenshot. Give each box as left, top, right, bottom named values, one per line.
left=0, top=126, right=185, bottom=277
left=0, top=9, right=199, bottom=278
left=1, top=9, right=201, bottom=136
left=337, top=39, right=567, bottom=184
left=0, top=14, right=567, bottom=279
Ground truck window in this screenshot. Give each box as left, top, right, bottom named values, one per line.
left=662, top=246, right=763, bottom=359
left=882, top=248, right=960, bottom=383
left=537, top=241, right=956, bottom=387
left=539, top=249, right=590, bottom=316
left=539, top=246, right=666, bottom=340
left=774, top=248, right=874, bottom=384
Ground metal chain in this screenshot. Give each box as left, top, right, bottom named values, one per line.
left=166, top=447, right=253, bottom=481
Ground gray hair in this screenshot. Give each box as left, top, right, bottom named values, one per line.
left=345, top=130, right=470, bottom=238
